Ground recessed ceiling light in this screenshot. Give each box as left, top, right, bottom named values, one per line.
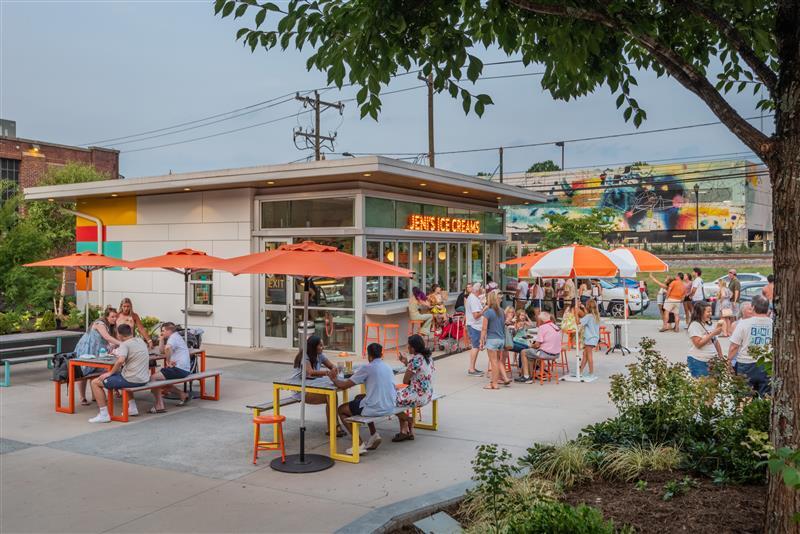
left=362, top=173, right=372, bottom=177
left=462, top=191, right=469, bottom=194
left=267, top=181, right=275, bottom=185
left=47, top=198, right=54, bottom=202
left=524, top=201, right=530, bottom=205
left=496, top=196, right=502, bottom=200
left=111, top=194, right=119, bottom=197
left=419, top=183, right=427, bottom=187
left=183, top=187, right=191, bottom=191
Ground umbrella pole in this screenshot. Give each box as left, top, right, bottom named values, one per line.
left=84, top=267, right=91, bottom=332
left=574, top=277, right=581, bottom=380
left=271, top=276, right=334, bottom=473
left=184, top=271, right=190, bottom=344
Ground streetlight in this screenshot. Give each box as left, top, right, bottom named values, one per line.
left=342, top=152, right=356, bottom=158
left=693, top=183, right=700, bottom=249
left=555, top=141, right=565, bottom=169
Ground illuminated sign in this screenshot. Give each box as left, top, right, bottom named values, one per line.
left=406, top=214, right=481, bottom=234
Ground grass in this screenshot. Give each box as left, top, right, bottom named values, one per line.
left=524, top=441, right=595, bottom=489
left=642, top=263, right=772, bottom=299
left=600, top=444, right=682, bottom=481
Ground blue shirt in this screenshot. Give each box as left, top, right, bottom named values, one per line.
left=483, top=308, right=506, bottom=341
left=350, top=358, right=396, bottom=416
left=167, top=332, right=191, bottom=372
left=580, top=314, right=600, bottom=346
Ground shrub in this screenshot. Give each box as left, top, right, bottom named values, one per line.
left=503, top=501, right=630, bottom=534
left=521, top=441, right=594, bottom=489
left=35, top=310, right=56, bottom=332
left=599, top=444, right=681, bottom=481
left=0, top=312, right=20, bottom=334
left=461, top=477, right=561, bottom=532
left=140, top=316, right=160, bottom=331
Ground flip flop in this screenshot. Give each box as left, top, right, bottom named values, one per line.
left=148, top=407, right=167, bottom=414
left=80, top=399, right=91, bottom=406
left=391, top=433, right=414, bottom=442
left=177, top=397, right=191, bottom=407
left=483, top=384, right=500, bottom=390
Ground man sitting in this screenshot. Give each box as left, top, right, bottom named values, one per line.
left=331, top=343, right=396, bottom=455
left=88, top=324, right=150, bottom=423
left=150, top=322, right=192, bottom=413
left=515, top=312, right=561, bottom=384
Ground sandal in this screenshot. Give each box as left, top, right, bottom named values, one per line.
left=483, top=384, right=500, bottom=390
left=392, top=432, right=414, bottom=442
left=177, top=396, right=191, bottom=407
left=80, top=399, right=91, bottom=406
left=148, top=407, right=167, bottom=414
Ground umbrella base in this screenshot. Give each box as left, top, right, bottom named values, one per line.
left=561, top=374, right=599, bottom=383
left=270, top=453, right=335, bottom=473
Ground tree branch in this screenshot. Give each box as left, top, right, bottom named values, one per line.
left=675, top=0, right=777, bottom=95
left=508, top=0, right=774, bottom=159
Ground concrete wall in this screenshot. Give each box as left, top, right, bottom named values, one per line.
left=80, top=188, right=255, bottom=347
left=745, top=163, right=773, bottom=234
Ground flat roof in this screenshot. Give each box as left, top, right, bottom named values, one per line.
left=23, top=156, right=546, bottom=206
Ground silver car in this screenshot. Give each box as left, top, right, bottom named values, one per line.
left=703, top=272, right=768, bottom=299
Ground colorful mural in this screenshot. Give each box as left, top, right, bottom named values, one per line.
left=506, top=160, right=757, bottom=234
left=74, top=197, right=136, bottom=289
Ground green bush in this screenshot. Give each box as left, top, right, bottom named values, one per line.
left=521, top=442, right=595, bottom=489
left=0, top=312, right=20, bottom=334
left=35, top=310, right=56, bottom=331
left=140, top=316, right=160, bottom=331
left=599, top=444, right=681, bottom=481
left=503, top=501, right=629, bottom=534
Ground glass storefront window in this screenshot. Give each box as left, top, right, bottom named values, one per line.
left=292, top=309, right=355, bottom=352
left=261, top=198, right=354, bottom=228
left=425, top=242, right=435, bottom=291
left=261, top=201, right=290, bottom=229
left=382, top=241, right=396, bottom=301
left=397, top=242, right=410, bottom=300
left=460, top=243, right=468, bottom=290
left=366, top=241, right=381, bottom=303
left=411, top=241, right=423, bottom=292
left=471, top=241, right=484, bottom=283
left=365, top=197, right=395, bottom=227
left=436, top=243, right=447, bottom=289
left=424, top=204, right=447, bottom=217
left=485, top=212, right=504, bottom=234
left=396, top=201, right=422, bottom=229
left=293, top=237, right=354, bottom=308
left=448, top=243, right=459, bottom=293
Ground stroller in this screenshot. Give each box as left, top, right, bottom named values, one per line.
left=436, top=314, right=467, bottom=353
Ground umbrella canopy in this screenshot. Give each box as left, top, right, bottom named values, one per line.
left=24, top=251, right=130, bottom=270
left=125, top=248, right=226, bottom=272
left=609, top=247, right=668, bottom=273
left=518, top=244, right=636, bottom=279
left=500, top=251, right=544, bottom=266
left=224, top=240, right=413, bottom=278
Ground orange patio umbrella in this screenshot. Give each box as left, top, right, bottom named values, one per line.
left=500, top=251, right=544, bottom=266
left=126, top=249, right=227, bottom=343
left=222, top=240, right=413, bottom=473
left=25, top=251, right=131, bottom=331
left=609, top=247, right=668, bottom=273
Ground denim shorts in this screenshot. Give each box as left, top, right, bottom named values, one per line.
left=161, top=367, right=191, bottom=380
left=687, top=356, right=710, bottom=377
left=484, top=338, right=504, bottom=350
left=468, top=326, right=482, bottom=347
left=103, top=373, right=147, bottom=389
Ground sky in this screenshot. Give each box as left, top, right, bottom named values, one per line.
left=0, top=0, right=773, bottom=179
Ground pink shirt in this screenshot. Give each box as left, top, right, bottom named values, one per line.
left=536, top=322, right=562, bottom=355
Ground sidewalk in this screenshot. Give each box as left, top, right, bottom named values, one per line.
left=1, top=319, right=691, bottom=533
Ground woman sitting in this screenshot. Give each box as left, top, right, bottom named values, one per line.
left=291, top=335, right=346, bottom=436
left=74, top=306, right=121, bottom=406
left=394, top=334, right=434, bottom=442
left=117, top=297, right=153, bottom=348
left=428, top=284, right=448, bottom=328
left=408, top=287, right=433, bottom=335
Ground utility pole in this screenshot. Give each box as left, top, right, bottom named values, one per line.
left=419, top=74, right=435, bottom=167
left=555, top=141, right=565, bottom=170
left=294, top=91, right=344, bottom=161
left=499, top=146, right=504, bottom=183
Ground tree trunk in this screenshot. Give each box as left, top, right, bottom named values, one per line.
left=766, top=3, right=800, bottom=530
left=57, top=267, right=66, bottom=317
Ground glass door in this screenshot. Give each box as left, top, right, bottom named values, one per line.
left=259, top=239, right=292, bottom=348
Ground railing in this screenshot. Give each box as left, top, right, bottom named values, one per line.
left=622, top=240, right=773, bottom=255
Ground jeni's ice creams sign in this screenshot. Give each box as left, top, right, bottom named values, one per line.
left=406, top=214, right=481, bottom=234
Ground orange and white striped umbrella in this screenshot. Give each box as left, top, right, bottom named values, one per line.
left=609, top=247, right=668, bottom=273
left=518, top=244, right=636, bottom=278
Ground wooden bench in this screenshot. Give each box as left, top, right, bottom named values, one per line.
left=347, top=393, right=445, bottom=432
left=1, top=349, right=55, bottom=387
left=246, top=397, right=300, bottom=417
left=107, top=370, right=222, bottom=422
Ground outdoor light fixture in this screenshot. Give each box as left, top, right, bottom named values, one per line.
left=47, top=198, right=54, bottom=202
left=184, top=188, right=191, bottom=191
left=438, top=250, right=446, bottom=261
left=362, top=173, right=372, bottom=177
left=31, top=144, right=40, bottom=152
left=462, top=190, right=469, bottom=194
left=496, top=196, right=502, bottom=200
left=111, top=194, right=118, bottom=197
left=267, top=181, right=275, bottom=185
left=419, top=183, right=427, bottom=187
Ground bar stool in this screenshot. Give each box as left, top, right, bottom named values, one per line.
left=363, top=323, right=382, bottom=357
left=408, top=320, right=432, bottom=349
left=558, top=344, right=571, bottom=374
left=252, top=414, right=286, bottom=465
left=534, top=355, right=560, bottom=385
left=597, top=326, right=612, bottom=351
left=383, top=323, right=401, bottom=358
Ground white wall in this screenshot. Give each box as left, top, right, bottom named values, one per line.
left=83, top=188, right=255, bottom=347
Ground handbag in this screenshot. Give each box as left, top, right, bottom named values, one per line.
left=51, top=352, right=82, bottom=382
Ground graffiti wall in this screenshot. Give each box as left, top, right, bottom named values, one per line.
left=506, top=160, right=758, bottom=233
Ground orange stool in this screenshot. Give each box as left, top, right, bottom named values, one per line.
left=253, top=414, right=286, bottom=465
left=564, top=330, right=577, bottom=349
left=383, top=323, right=401, bottom=358
left=363, top=323, right=382, bottom=357
left=598, top=326, right=612, bottom=351
left=558, top=345, right=571, bottom=374
left=408, top=320, right=424, bottom=336
left=534, top=356, right=560, bottom=385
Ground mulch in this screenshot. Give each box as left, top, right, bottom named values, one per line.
left=563, top=470, right=766, bottom=533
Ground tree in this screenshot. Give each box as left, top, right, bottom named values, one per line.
left=527, top=160, right=561, bottom=173
left=534, top=208, right=616, bottom=249
left=218, top=1, right=798, bottom=527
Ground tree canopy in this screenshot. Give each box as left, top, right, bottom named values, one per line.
left=527, top=160, right=561, bottom=173
left=534, top=207, right=616, bottom=249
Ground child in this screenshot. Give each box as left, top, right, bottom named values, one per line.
left=428, top=284, right=447, bottom=327
left=578, top=300, right=601, bottom=378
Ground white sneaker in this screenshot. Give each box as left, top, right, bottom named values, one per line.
left=346, top=443, right=368, bottom=456
left=128, top=403, right=139, bottom=417
left=88, top=413, right=111, bottom=423
left=366, top=432, right=382, bottom=450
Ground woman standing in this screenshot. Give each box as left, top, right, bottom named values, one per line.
left=394, top=334, right=434, bottom=442
left=578, top=300, right=601, bottom=378
left=686, top=301, right=723, bottom=377
left=480, top=290, right=511, bottom=390
left=117, top=298, right=153, bottom=348
left=290, top=335, right=346, bottom=436
left=717, top=279, right=733, bottom=314
left=74, top=307, right=121, bottom=406
left=682, top=273, right=694, bottom=328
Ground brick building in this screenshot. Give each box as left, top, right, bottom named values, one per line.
left=0, top=121, right=119, bottom=199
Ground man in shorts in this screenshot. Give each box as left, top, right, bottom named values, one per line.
left=88, top=324, right=150, bottom=423
left=150, top=322, right=192, bottom=412
left=466, top=283, right=487, bottom=376
left=661, top=277, right=685, bottom=332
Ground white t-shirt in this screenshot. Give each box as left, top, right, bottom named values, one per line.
left=466, top=293, right=483, bottom=330
left=730, top=316, right=773, bottom=364
left=167, top=332, right=192, bottom=372
left=517, top=281, right=529, bottom=301
left=687, top=321, right=719, bottom=361
left=691, top=277, right=705, bottom=302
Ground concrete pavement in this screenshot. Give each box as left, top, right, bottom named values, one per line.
left=1, top=319, right=696, bottom=533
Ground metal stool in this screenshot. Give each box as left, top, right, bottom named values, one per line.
left=383, top=323, right=401, bottom=358
left=363, top=323, right=382, bottom=357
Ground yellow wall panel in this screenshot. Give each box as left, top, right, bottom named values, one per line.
left=75, top=197, right=137, bottom=226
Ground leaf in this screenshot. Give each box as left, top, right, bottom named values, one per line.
left=461, top=89, right=471, bottom=115
left=356, top=86, right=368, bottom=105
left=236, top=27, right=249, bottom=40
left=221, top=1, right=235, bottom=18
left=234, top=3, right=248, bottom=18
left=214, top=0, right=226, bottom=15
left=475, top=100, right=485, bottom=117
left=466, top=54, right=483, bottom=82
left=623, top=107, right=633, bottom=122
left=615, top=94, right=625, bottom=108
left=255, top=7, right=267, bottom=28
left=263, top=1, right=281, bottom=12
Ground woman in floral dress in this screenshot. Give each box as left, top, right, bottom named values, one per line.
left=394, top=334, right=433, bottom=442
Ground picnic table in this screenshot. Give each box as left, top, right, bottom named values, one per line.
left=0, top=330, right=83, bottom=355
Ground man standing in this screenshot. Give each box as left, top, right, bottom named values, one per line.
left=516, top=278, right=529, bottom=311
left=728, top=269, right=741, bottom=315
left=88, top=324, right=150, bottom=423
left=690, top=267, right=705, bottom=303
left=728, top=295, right=773, bottom=396
left=762, top=274, right=775, bottom=314
left=466, top=282, right=486, bottom=376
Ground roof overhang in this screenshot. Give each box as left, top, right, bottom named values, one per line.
left=24, top=156, right=547, bottom=206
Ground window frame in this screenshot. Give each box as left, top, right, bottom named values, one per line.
left=188, top=270, right=214, bottom=312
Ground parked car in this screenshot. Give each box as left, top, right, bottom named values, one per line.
left=703, top=272, right=768, bottom=299
left=597, top=279, right=649, bottom=317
